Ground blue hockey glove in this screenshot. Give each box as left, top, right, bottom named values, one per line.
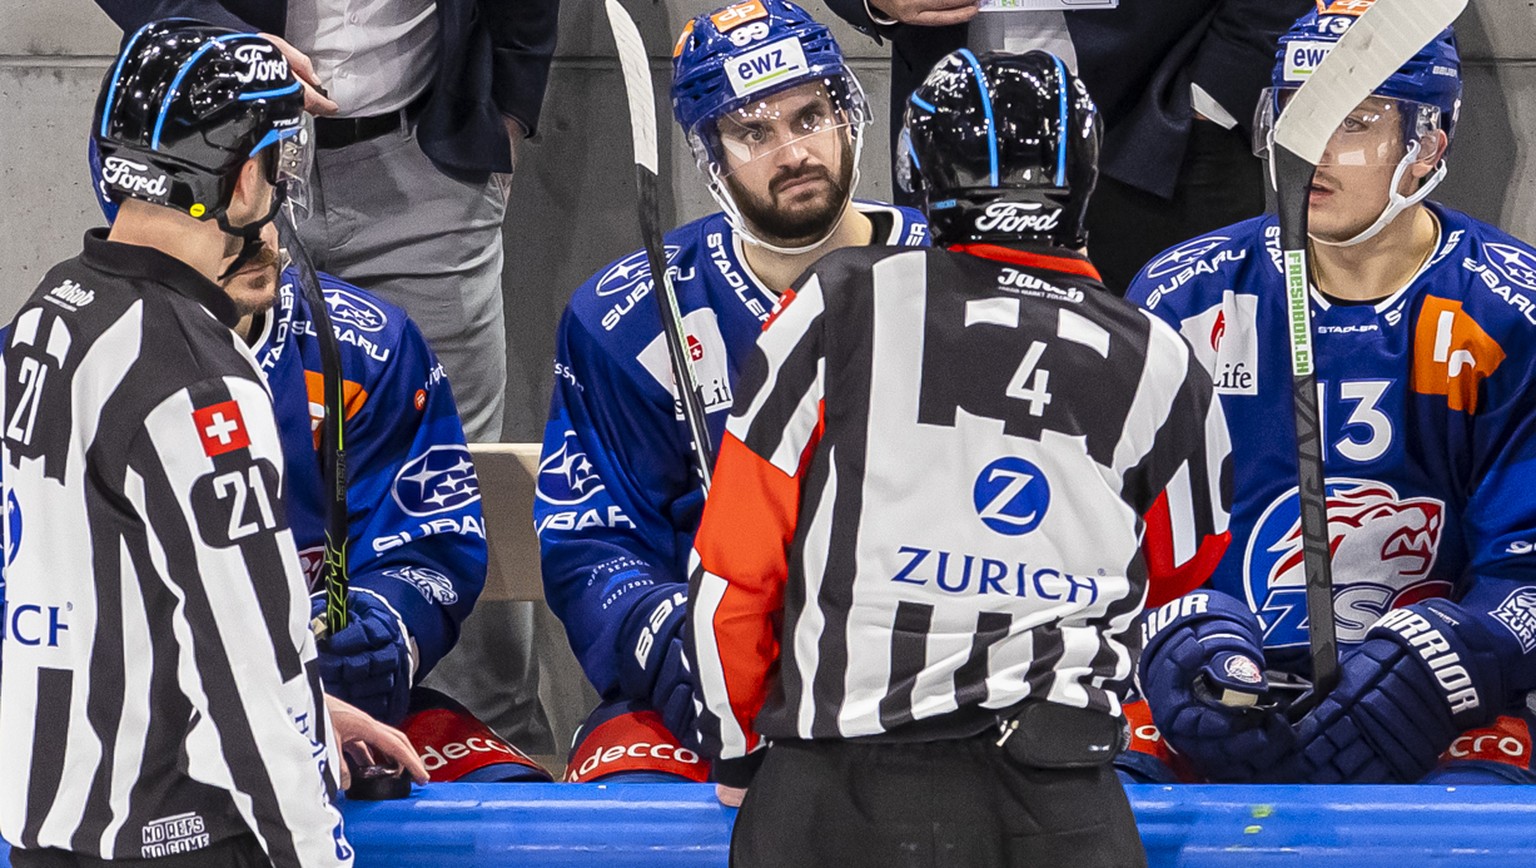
left=616, top=585, right=698, bottom=748
left=312, top=589, right=415, bottom=724
left=1138, top=590, right=1296, bottom=782
left=1295, top=599, right=1510, bottom=783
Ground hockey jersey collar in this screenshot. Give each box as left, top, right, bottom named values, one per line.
left=80, top=228, right=240, bottom=329
left=947, top=242, right=1103, bottom=282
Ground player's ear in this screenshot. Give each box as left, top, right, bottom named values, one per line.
left=1410, top=129, right=1448, bottom=180
left=229, top=154, right=272, bottom=221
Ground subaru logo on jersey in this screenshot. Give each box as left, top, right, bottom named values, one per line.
left=972, top=457, right=1050, bottom=536
left=384, top=566, right=460, bottom=605
left=5, top=489, right=20, bottom=566
left=1245, top=479, right=1448, bottom=647
left=596, top=247, right=683, bottom=298
left=392, top=445, right=481, bottom=517
left=537, top=431, right=605, bottom=505
left=1485, top=243, right=1536, bottom=292
left=724, top=36, right=810, bottom=99
left=325, top=288, right=388, bottom=334
left=1490, top=587, right=1536, bottom=653
left=1145, top=236, right=1231, bottom=280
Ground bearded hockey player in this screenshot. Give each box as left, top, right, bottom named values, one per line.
left=1125, top=1, right=1536, bottom=785
left=688, top=49, right=1233, bottom=867
left=536, top=0, right=927, bottom=781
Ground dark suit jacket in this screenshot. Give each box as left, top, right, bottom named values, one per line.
left=94, top=0, right=559, bottom=180
left=823, top=0, right=1310, bottom=199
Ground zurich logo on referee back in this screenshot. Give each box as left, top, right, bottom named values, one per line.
left=972, top=457, right=1050, bottom=536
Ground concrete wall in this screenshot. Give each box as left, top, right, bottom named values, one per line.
left=3, top=1, right=1533, bottom=440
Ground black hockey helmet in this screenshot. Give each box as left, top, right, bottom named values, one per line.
left=898, top=49, right=1100, bottom=248
left=91, top=19, right=311, bottom=227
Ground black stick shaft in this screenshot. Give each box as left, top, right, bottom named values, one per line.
left=277, top=211, right=350, bottom=636
left=1273, top=144, right=1338, bottom=708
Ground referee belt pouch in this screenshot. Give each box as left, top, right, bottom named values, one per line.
left=996, top=702, right=1128, bottom=769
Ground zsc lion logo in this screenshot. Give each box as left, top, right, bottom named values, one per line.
left=384, top=566, right=460, bottom=605
left=1245, top=479, right=1447, bottom=646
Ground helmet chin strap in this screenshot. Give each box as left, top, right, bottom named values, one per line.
left=1310, top=140, right=1446, bottom=248
left=215, top=192, right=284, bottom=280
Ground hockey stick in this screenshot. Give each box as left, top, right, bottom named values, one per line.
left=1270, top=0, right=1465, bottom=711
left=276, top=209, right=351, bottom=638
left=603, top=0, right=715, bottom=494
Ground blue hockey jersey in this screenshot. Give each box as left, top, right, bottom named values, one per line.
left=538, top=204, right=928, bottom=697
left=1126, top=203, right=1536, bottom=677
left=249, top=269, right=486, bottom=677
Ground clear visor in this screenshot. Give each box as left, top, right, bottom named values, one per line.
left=260, top=114, right=315, bottom=218
left=1253, top=89, right=1442, bottom=167
left=691, top=76, right=868, bottom=180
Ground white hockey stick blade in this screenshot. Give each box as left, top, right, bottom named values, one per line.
left=605, top=0, right=660, bottom=176
left=1274, top=0, right=1466, bottom=165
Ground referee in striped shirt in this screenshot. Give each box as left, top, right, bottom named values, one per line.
left=1, top=22, right=352, bottom=867
left=689, top=51, right=1232, bottom=867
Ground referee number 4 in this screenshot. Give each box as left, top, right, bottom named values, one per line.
left=1006, top=341, right=1052, bottom=417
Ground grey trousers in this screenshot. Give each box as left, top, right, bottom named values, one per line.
left=297, top=120, right=508, bottom=442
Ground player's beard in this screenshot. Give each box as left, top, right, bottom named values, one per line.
left=225, top=239, right=282, bottom=319
left=726, top=136, right=855, bottom=248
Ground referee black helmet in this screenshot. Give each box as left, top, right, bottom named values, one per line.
left=91, top=19, right=310, bottom=228
left=898, top=49, right=1100, bottom=249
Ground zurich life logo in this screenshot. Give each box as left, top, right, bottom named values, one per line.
left=972, top=457, right=1050, bottom=536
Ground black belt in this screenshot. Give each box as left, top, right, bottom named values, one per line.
left=314, top=92, right=428, bottom=150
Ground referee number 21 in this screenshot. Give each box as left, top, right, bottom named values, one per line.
left=213, top=465, right=278, bottom=540
left=6, top=357, right=48, bottom=446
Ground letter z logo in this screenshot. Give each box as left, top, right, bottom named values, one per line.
left=972, top=456, right=1050, bottom=536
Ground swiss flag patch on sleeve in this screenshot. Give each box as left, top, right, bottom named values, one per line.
left=192, top=400, right=251, bottom=457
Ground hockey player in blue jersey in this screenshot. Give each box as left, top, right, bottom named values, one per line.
left=1123, top=0, right=1536, bottom=785
left=537, top=0, right=928, bottom=781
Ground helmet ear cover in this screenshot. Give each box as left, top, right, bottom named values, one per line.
left=900, top=49, right=1100, bottom=248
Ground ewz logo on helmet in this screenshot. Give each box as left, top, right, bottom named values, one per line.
left=726, top=37, right=808, bottom=97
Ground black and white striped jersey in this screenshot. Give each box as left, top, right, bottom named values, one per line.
left=0, top=232, right=351, bottom=866
left=690, top=243, right=1232, bottom=766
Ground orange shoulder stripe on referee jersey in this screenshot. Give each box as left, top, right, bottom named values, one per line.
left=693, top=406, right=824, bottom=746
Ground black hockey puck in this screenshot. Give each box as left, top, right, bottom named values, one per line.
left=346, top=760, right=413, bottom=801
